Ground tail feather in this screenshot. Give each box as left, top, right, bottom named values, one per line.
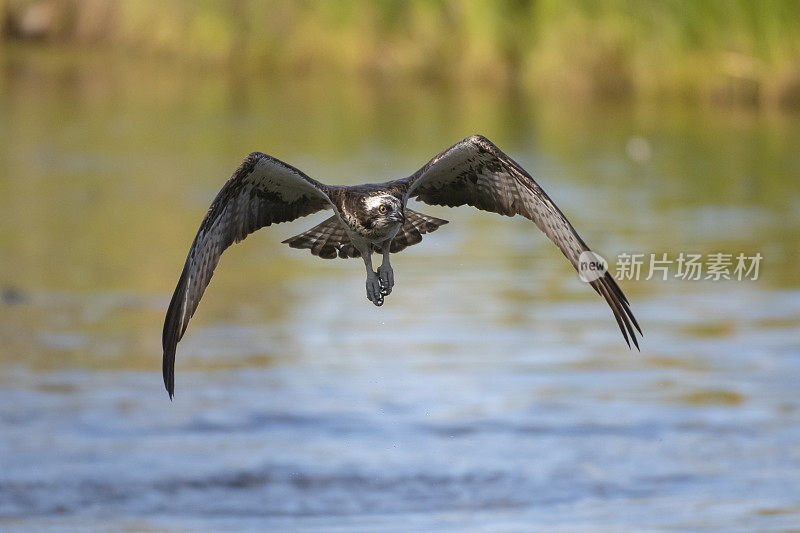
left=387, top=209, right=448, bottom=253
left=282, top=215, right=346, bottom=259
left=283, top=209, right=448, bottom=258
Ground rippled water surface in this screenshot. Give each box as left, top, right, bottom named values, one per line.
left=1, top=51, right=800, bottom=531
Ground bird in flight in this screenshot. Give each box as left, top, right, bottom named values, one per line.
left=163, top=135, right=641, bottom=397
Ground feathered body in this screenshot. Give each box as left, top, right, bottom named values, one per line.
left=283, top=186, right=447, bottom=258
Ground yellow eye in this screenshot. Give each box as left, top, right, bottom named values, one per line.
left=379, top=205, right=388, bottom=214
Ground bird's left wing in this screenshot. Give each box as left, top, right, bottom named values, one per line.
left=163, top=152, right=333, bottom=397
left=395, top=135, right=641, bottom=348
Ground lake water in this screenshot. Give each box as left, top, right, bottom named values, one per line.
left=1, top=50, right=799, bottom=531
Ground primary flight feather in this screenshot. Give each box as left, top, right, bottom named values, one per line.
left=163, top=135, right=641, bottom=397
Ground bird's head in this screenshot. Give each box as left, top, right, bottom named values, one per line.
left=364, top=194, right=404, bottom=227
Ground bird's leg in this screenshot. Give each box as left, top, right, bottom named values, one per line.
left=376, top=241, right=394, bottom=296
left=361, top=251, right=384, bottom=306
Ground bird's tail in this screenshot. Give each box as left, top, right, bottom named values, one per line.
left=282, top=215, right=359, bottom=258
left=384, top=209, right=448, bottom=253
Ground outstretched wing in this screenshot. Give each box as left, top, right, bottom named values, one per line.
left=163, top=152, right=332, bottom=397
left=395, top=135, right=641, bottom=348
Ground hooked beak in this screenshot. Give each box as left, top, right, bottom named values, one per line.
left=389, top=211, right=405, bottom=224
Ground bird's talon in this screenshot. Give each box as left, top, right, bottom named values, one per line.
left=377, top=265, right=394, bottom=295
left=367, top=274, right=384, bottom=306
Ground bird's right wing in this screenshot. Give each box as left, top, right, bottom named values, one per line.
left=163, top=152, right=332, bottom=397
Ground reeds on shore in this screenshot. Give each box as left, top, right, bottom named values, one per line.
left=3, top=0, right=800, bottom=107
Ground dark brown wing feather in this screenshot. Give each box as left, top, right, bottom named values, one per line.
left=395, top=135, right=641, bottom=348
left=163, top=152, right=332, bottom=397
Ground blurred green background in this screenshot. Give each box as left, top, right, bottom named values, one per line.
left=3, top=0, right=800, bottom=106
left=1, top=1, right=800, bottom=530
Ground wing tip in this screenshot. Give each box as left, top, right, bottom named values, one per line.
left=162, top=338, right=177, bottom=399
left=592, top=271, right=642, bottom=350
left=162, top=345, right=175, bottom=399
left=162, top=269, right=187, bottom=401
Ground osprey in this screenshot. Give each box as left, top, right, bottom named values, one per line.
left=163, top=135, right=641, bottom=397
